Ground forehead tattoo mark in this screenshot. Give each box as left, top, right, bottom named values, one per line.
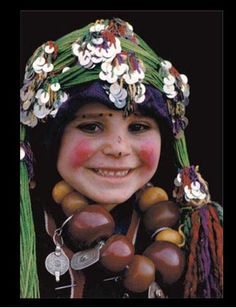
left=77, top=112, right=114, bottom=119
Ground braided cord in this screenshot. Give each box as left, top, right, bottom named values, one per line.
left=20, top=125, right=40, bottom=298
left=174, top=134, right=190, bottom=168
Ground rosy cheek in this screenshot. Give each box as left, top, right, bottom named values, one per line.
left=71, top=140, right=95, bottom=168
left=139, top=142, right=159, bottom=170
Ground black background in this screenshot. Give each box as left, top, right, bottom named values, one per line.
left=20, top=10, right=223, bottom=204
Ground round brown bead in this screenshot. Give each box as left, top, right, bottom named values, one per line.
left=61, top=191, right=88, bottom=216
left=52, top=180, right=73, bottom=204
left=139, top=187, right=168, bottom=212
left=143, top=240, right=185, bottom=284
left=123, top=255, right=155, bottom=293
left=68, top=205, right=115, bottom=245
left=143, top=200, right=180, bottom=233
left=100, top=234, right=134, bottom=272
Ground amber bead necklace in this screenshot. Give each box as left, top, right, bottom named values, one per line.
left=45, top=180, right=186, bottom=295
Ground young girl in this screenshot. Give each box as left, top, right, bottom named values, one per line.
left=20, top=17, right=223, bottom=299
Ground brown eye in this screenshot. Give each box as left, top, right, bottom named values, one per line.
left=128, top=123, right=150, bottom=133
left=77, top=123, right=103, bottom=133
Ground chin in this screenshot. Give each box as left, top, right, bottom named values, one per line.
left=88, top=189, right=134, bottom=205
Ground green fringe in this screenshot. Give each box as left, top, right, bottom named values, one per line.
left=174, top=134, right=190, bottom=168
left=20, top=125, right=40, bottom=298
left=212, top=201, right=223, bottom=226
left=180, top=208, right=193, bottom=252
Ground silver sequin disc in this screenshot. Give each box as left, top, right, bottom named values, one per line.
left=45, top=251, right=69, bottom=278
left=71, top=246, right=100, bottom=270
left=148, top=281, right=165, bottom=298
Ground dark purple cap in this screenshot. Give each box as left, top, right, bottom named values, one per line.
left=57, top=80, right=172, bottom=127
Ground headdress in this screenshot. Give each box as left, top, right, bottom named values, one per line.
left=20, top=17, right=223, bottom=298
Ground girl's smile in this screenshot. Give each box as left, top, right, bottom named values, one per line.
left=57, top=102, right=161, bottom=205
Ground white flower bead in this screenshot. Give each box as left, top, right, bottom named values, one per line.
left=35, top=56, right=46, bottom=66
left=101, top=62, right=113, bottom=73
left=123, top=72, right=139, bottom=85
left=136, top=68, right=145, bottom=80
left=101, top=45, right=116, bottom=59
left=22, top=100, right=31, bottom=110
left=198, top=192, right=206, bottom=200
left=163, top=84, right=175, bottom=94
left=50, top=82, right=61, bottom=92
left=87, top=42, right=96, bottom=52
left=72, top=43, right=81, bottom=57
left=161, top=60, right=172, bottom=70
left=94, top=47, right=103, bottom=58
left=32, top=62, right=43, bottom=73
left=180, top=74, right=188, bottom=84
left=30, top=115, right=38, bottom=127
left=114, top=38, right=122, bottom=53
left=21, top=111, right=38, bottom=127
left=91, top=55, right=103, bottom=64
left=174, top=177, right=182, bottom=187
left=62, top=67, right=70, bottom=73
left=92, top=37, right=104, bottom=45
left=177, top=173, right=182, bottom=183
left=164, top=75, right=176, bottom=86
left=166, top=91, right=178, bottom=98
left=39, top=91, right=50, bottom=104
left=134, top=94, right=145, bottom=103
left=191, top=189, right=202, bottom=198
left=42, top=63, right=54, bottom=73
left=78, top=50, right=91, bottom=66
left=33, top=104, right=51, bottom=119
left=110, top=82, right=121, bottom=95
left=191, top=181, right=201, bottom=191
left=106, top=73, right=118, bottom=84
left=20, top=146, right=25, bottom=160
left=114, top=99, right=127, bottom=109
left=44, top=45, right=55, bottom=54
left=35, top=89, right=45, bottom=99
left=138, top=83, right=146, bottom=95
left=90, top=23, right=105, bottom=32
left=117, top=88, right=128, bottom=100
left=20, top=88, right=29, bottom=101
left=99, top=71, right=108, bottom=81
left=181, top=84, right=190, bottom=97
left=127, top=22, right=133, bottom=32
left=113, top=63, right=128, bottom=76
left=84, top=61, right=96, bottom=69
left=59, top=92, right=68, bottom=103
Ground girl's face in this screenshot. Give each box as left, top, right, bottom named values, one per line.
left=57, top=103, right=161, bottom=205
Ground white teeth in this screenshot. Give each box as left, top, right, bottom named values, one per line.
left=94, top=169, right=130, bottom=177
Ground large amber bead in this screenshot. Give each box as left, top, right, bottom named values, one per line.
left=52, top=180, right=73, bottom=204
left=139, top=187, right=168, bottom=212
left=143, top=200, right=180, bottom=233
left=143, top=240, right=185, bottom=284
left=100, top=235, right=134, bottom=272
left=61, top=191, right=88, bottom=216
left=67, top=205, right=115, bottom=245
left=123, top=255, right=155, bottom=293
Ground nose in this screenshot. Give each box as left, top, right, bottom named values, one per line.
left=102, top=134, right=131, bottom=158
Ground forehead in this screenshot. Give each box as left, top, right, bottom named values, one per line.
left=75, top=102, right=115, bottom=115
left=75, top=102, right=149, bottom=119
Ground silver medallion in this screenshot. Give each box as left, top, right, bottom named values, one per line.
left=45, top=246, right=69, bottom=282
left=148, top=281, right=165, bottom=298
left=71, top=242, right=104, bottom=270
